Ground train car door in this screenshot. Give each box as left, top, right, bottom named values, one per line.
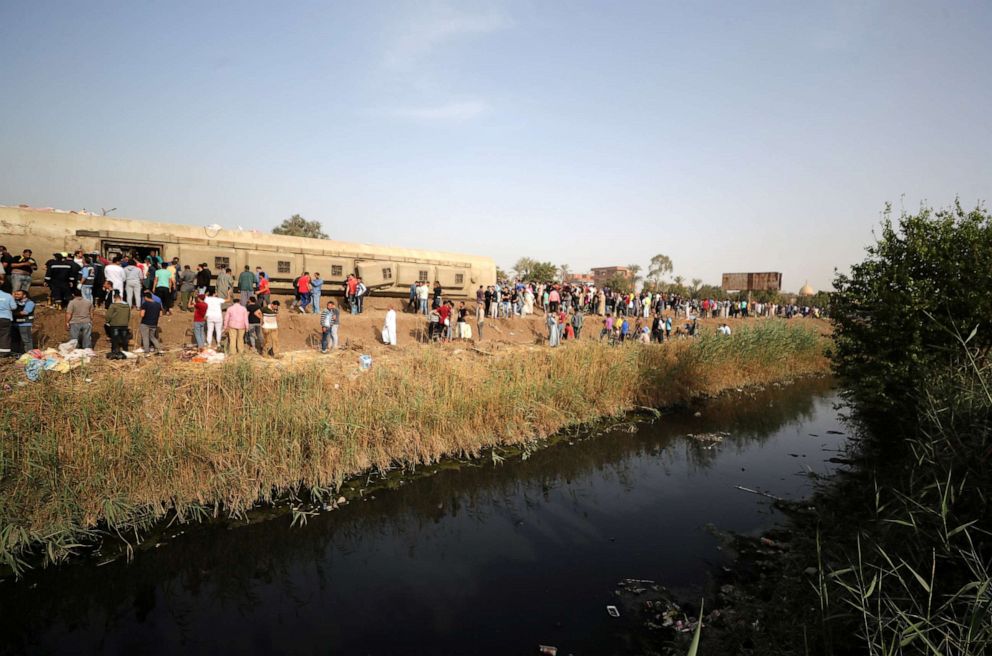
left=102, top=240, right=165, bottom=263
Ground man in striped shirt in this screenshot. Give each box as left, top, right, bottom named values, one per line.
left=320, top=300, right=340, bottom=353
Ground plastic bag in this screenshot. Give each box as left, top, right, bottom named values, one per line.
left=58, top=339, right=78, bottom=355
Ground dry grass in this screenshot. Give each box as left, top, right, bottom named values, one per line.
left=0, top=321, right=828, bottom=574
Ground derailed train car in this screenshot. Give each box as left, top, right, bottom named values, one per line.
left=0, top=206, right=496, bottom=298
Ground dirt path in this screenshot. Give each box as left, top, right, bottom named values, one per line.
left=22, top=295, right=832, bottom=361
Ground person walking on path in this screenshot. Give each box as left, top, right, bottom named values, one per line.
left=65, top=288, right=93, bottom=348
left=238, top=266, right=256, bottom=305
left=320, top=300, right=340, bottom=352
left=297, top=271, right=312, bottom=313
left=382, top=306, right=397, bottom=346
left=139, top=291, right=164, bottom=354
left=223, top=300, right=249, bottom=354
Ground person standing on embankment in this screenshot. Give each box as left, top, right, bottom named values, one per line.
left=320, top=300, right=339, bottom=352
left=65, top=288, right=93, bottom=349
left=105, top=291, right=131, bottom=358
left=238, top=266, right=256, bottom=305
left=261, top=300, right=280, bottom=357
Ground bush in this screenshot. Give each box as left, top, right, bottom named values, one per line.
left=831, top=201, right=992, bottom=426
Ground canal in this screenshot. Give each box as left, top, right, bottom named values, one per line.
left=1, top=377, right=846, bottom=655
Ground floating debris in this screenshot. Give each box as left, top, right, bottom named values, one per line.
left=607, top=605, right=621, bottom=618
left=686, top=432, right=728, bottom=444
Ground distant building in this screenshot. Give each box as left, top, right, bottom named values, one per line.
left=565, top=272, right=595, bottom=286
left=590, top=266, right=632, bottom=287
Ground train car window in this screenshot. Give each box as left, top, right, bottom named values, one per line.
left=331, top=265, right=343, bottom=276
left=382, top=267, right=393, bottom=280
left=455, top=273, right=464, bottom=284
left=214, top=256, right=230, bottom=270
left=278, top=261, right=291, bottom=273
left=419, top=269, right=429, bottom=280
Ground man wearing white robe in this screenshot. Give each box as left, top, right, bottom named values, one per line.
left=383, top=307, right=397, bottom=346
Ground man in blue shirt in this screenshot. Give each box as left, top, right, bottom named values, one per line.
left=0, top=284, right=16, bottom=356
left=12, top=289, right=35, bottom=352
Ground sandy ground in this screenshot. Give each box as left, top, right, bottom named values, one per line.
left=20, top=295, right=832, bottom=361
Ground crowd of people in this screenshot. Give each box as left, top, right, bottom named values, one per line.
left=0, top=244, right=823, bottom=358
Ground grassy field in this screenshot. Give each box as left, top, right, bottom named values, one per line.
left=0, top=321, right=828, bottom=575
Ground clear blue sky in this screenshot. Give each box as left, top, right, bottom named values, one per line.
left=2, top=1, right=989, bottom=291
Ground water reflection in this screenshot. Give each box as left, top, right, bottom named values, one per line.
left=0, top=377, right=842, bottom=656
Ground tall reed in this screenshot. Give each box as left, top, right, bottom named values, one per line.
left=0, top=321, right=827, bottom=574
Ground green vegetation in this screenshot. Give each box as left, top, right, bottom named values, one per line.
left=832, top=201, right=992, bottom=425
left=272, top=213, right=329, bottom=239
left=512, top=257, right=559, bottom=282
left=698, top=203, right=992, bottom=655
left=647, top=253, right=674, bottom=288
left=0, top=323, right=826, bottom=576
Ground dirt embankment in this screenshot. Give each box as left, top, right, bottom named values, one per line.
left=24, top=295, right=832, bottom=359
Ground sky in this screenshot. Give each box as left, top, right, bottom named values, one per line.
left=1, top=1, right=989, bottom=292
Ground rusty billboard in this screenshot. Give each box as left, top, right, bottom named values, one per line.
left=721, top=272, right=782, bottom=292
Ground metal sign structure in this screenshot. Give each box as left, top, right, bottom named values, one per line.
left=721, top=272, right=782, bottom=292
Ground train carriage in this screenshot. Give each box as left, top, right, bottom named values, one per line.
left=0, top=206, right=496, bottom=298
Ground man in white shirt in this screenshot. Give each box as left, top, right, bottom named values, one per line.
left=204, top=290, right=225, bottom=348
left=104, top=256, right=126, bottom=297
left=382, top=306, right=397, bottom=346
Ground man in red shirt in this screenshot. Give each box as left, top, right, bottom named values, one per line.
left=297, top=272, right=312, bottom=313
left=437, top=302, right=452, bottom=342
left=346, top=274, right=359, bottom=314
left=192, top=293, right=208, bottom=349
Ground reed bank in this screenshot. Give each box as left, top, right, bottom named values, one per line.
left=0, top=321, right=827, bottom=575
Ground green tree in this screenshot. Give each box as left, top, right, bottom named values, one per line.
left=513, top=257, right=537, bottom=279
left=559, top=263, right=571, bottom=281
left=496, top=267, right=510, bottom=282
left=604, top=272, right=633, bottom=294
left=647, top=254, right=673, bottom=288
left=832, top=201, right=992, bottom=424
left=529, top=261, right=558, bottom=282
left=272, top=214, right=328, bottom=239
left=690, top=278, right=703, bottom=295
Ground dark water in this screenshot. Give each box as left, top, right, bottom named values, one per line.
left=1, top=378, right=847, bottom=656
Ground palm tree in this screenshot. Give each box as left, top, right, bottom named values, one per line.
left=559, top=263, right=571, bottom=282
left=627, top=263, right=643, bottom=287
